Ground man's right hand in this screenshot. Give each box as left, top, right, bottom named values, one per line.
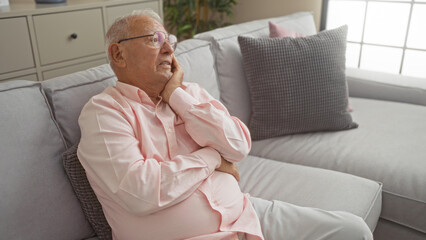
left=161, top=54, right=183, bottom=103
left=216, top=157, right=240, bottom=182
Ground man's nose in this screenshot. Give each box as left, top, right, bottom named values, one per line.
left=160, top=41, right=174, bottom=54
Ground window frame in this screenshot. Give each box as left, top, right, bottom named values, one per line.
left=320, top=0, right=426, bottom=78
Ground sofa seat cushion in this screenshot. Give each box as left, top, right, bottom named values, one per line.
left=0, top=80, right=94, bottom=239
left=250, top=97, right=426, bottom=233
left=237, top=155, right=382, bottom=231
left=42, top=64, right=117, bottom=148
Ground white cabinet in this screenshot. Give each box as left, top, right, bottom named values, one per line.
left=0, top=0, right=163, bottom=81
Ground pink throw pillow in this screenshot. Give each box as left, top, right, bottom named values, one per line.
left=269, top=21, right=305, bottom=38
left=268, top=21, right=353, bottom=112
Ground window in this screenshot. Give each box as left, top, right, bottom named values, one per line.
left=321, top=0, right=426, bottom=78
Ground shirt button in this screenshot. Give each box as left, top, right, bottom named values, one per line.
left=168, top=128, right=173, bottom=133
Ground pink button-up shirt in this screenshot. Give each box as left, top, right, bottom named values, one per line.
left=77, top=81, right=264, bottom=240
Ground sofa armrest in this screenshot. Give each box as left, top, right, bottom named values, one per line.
left=346, top=68, right=426, bottom=106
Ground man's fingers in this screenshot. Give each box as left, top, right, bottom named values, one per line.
left=234, top=170, right=240, bottom=182
left=171, top=54, right=181, bottom=71
left=216, top=158, right=240, bottom=182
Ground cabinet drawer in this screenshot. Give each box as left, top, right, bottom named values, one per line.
left=106, top=1, right=160, bottom=28
left=42, top=58, right=107, bottom=80
left=0, top=17, right=35, bottom=74
left=33, top=9, right=105, bottom=65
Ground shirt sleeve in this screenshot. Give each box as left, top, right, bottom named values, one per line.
left=77, top=94, right=221, bottom=216
left=168, top=83, right=252, bottom=163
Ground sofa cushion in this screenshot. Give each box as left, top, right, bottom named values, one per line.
left=63, top=144, right=112, bottom=240
left=237, top=155, right=382, bottom=231
left=238, top=26, right=357, bottom=140
left=346, top=67, right=426, bottom=107
left=250, top=97, right=426, bottom=233
left=175, top=39, right=220, bottom=100
left=195, top=12, right=317, bottom=124
left=42, top=64, right=117, bottom=148
left=0, top=80, right=94, bottom=239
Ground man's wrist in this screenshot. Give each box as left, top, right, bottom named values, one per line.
left=163, top=86, right=179, bottom=103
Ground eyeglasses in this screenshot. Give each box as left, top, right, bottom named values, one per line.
left=117, top=31, right=177, bottom=50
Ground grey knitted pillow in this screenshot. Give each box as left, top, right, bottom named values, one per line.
left=62, top=144, right=112, bottom=240
left=238, top=25, right=358, bottom=140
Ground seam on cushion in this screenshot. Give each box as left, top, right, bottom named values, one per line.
left=175, top=42, right=211, bottom=56
left=49, top=75, right=117, bottom=93
left=41, top=75, right=116, bottom=122
left=209, top=40, right=224, bottom=103
left=212, top=12, right=313, bottom=42
left=38, top=84, right=68, bottom=150
left=350, top=77, right=426, bottom=92
left=215, top=27, right=267, bottom=42
left=382, top=189, right=426, bottom=204
left=362, top=181, right=383, bottom=221
left=208, top=42, right=221, bottom=100
left=380, top=216, right=426, bottom=234
left=0, top=81, right=40, bottom=92
left=43, top=75, right=116, bottom=121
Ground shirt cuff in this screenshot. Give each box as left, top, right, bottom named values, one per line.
left=195, top=147, right=221, bottom=172
left=169, top=87, right=199, bottom=116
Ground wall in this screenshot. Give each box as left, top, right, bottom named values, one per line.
left=231, top=0, right=322, bottom=31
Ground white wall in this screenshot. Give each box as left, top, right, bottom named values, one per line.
left=231, top=0, right=322, bottom=31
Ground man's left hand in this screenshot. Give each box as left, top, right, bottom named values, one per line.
left=161, top=54, right=183, bottom=103
left=216, top=157, right=240, bottom=182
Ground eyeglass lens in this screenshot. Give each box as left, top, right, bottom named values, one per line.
left=153, top=32, right=177, bottom=50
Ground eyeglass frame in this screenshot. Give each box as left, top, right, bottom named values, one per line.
left=117, top=31, right=177, bottom=50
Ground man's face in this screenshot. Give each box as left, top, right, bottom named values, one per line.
left=121, top=16, right=174, bottom=90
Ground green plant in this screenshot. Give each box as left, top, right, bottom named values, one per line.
left=164, top=0, right=237, bottom=40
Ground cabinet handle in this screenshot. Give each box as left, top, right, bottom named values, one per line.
left=70, top=33, right=78, bottom=39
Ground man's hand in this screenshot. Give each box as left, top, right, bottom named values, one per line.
left=216, top=157, right=240, bottom=182
left=161, top=55, right=183, bottom=103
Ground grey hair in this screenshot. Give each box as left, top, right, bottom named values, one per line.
left=105, top=9, right=163, bottom=62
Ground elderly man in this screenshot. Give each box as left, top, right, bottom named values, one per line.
left=77, top=9, right=373, bottom=240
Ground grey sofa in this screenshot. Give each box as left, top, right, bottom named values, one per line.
left=192, top=12, right=426, bottom=240
left=0, top=12, right=424, bottom=240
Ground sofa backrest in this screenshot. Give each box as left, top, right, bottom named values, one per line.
left=42, top=64, right=117, bottom=148
left=195, top=12, right=317, bottom=125
left=0, top=80, right=94, bottom=240
left=175, top=39, right=220, bottom=99
left=346, top=67, right=426, bottom=106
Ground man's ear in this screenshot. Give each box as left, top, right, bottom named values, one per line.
left=109, top=43, right=126, bottom=68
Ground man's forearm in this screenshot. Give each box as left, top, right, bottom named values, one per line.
left=168, top=86, right=251, bottom=162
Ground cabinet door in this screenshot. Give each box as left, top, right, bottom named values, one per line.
left=106, top=1, right=161, bottom=28
left=33, top=9, right=105, bottom=65
left=0, top=17, right=35, bottom=74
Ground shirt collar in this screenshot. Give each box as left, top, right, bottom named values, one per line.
left=115, top=81, right=157, bottom=106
